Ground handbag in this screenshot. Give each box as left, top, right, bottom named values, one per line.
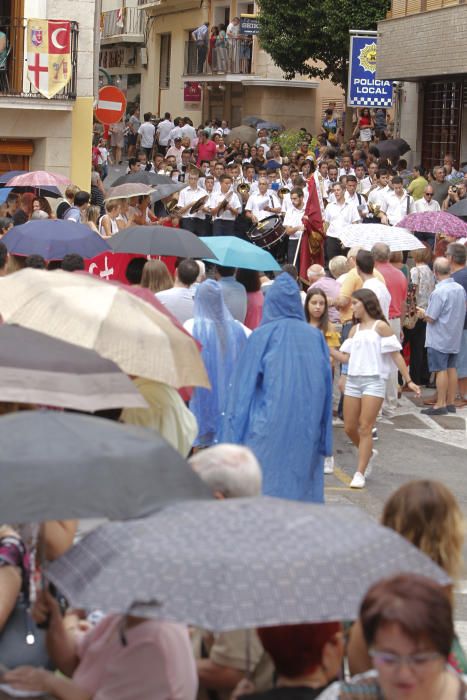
left=0, top=593, right=51, bottom=669
left=0, top=535, right=51, bottom=669
left=403, top=281, right=418, bottom=330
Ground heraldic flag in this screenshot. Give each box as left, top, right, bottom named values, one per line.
left=27, top=19, right=71, bottom=99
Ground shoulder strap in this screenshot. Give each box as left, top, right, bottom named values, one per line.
left=406, top=193, right=410, bottom=215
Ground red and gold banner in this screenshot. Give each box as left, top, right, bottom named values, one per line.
left=27, top=19, right=71, bottom=99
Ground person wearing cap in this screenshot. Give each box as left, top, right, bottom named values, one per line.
left=166, top=136, right=185, bottom=170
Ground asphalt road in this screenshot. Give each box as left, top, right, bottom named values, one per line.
left=326, top=389, right=467, bottom=643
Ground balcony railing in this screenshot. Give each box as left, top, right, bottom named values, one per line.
left=390, top=0, right=460, bottom=17
left=0, top=18, right=78, bottom=100
left=101, top=8, right=144, bottom=43
left=184, top=38, right=253, bottom=76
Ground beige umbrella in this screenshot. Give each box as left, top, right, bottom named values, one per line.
left=0, top=269, right=210, bottom=390
left=225, top=126, right=258, bottom=146
left=105, top=182, right=155, bottom=200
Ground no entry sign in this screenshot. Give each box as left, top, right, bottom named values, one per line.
left=94, top=85, right=127, bottom=125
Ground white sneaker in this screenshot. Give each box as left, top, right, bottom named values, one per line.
left=324, top=456, right=334, bottom=474
left=365, top=449, right=379, bottom=479
left=350, top=471, right=366, bottom=489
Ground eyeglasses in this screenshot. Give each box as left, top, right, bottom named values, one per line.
left=369, top=650, right=442, bottom=672
left=425, top=193, right=433, bottom=197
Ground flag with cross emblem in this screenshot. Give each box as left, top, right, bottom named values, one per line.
left=27, top=19, right=71, bottom=98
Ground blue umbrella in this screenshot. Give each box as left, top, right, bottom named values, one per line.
left=256, top=121, right=284, bottom=131
left=200, top=236, right=281, bottom=271
left=2, top=220, right=111, bottom=261
left=0, top=170, right=27, bottom=185
left=0, top=187, right=12, bottom=204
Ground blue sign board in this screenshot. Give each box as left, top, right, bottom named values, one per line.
left=348, top=36, right=393, bottom=108
left=240, top=15, right=259, bottom=35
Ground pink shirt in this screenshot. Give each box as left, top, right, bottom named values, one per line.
left=375, top=262, right=408, bottom=319
left=197, top=140, right=217, bottom=165
left=309, top=277, right=341, bottom=323
left=244, top=290, right=264, bottom=330
left=73, top=615, right=198, bottom=700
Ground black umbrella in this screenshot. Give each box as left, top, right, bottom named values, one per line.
left=109, top=225, right=217, bottom=259
left=112, top=172, right=174, bottom=187
left=242, top=116, right=262, bottom=127
left=446, top=198, right=467, bottom=218
left=375, top=138, right=411, bottom=163
left=0, top=410, right=211, bottom=523
left=0, top=324, right=146, bottom=412
left=152, top=183, right=186, bottom=202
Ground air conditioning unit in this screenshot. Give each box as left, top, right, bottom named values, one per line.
left=140, top=48, right=148, bottom=66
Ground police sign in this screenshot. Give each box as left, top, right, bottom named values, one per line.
left=348, top=35, right=393, bottom=108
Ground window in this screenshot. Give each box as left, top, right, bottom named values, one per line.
left=159, top=33, right=171, bottom=89
left=422, top=79, right=464, bottom=172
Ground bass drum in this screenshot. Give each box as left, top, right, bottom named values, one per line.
left=247, top=215, right=286, bottom=251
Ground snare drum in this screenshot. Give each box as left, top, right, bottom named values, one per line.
left=247, top=215, right=285, bottom=250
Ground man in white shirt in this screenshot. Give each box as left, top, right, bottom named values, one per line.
left=413, top=184, right=439, bottom=248
left=338, top=154, right=355, bottom=178
left=177, top=170, right=209, bottom=236
left=324, top=182, right=360, bottom=264
left=245, top=177, right=281, bottom=224
left=354, top=163, right=367, bottom=195
left=181, top=117, right=197, bottom=147
left=156, top=112, right=174, bottom=155
left=313, top=161, right=329, bottom=216
left=356, top=249, right=391, bottom=320
left=156, top=258, right=199, bottom=324
left=168, top=118, right=184, bottom=147
left=208, top=174, right=241, bottom=235
left=283, top=187, right=306, bottom=266
left=137, top=112, right=155, bottom=160
left=360, top=161, right=378, bottom=197
left=346, top=175, right=368, bottom=218
left=166, top=137, right=185, bottom=170
left=384, top=175, right=415, bottom=226
left=367, top=168, right=391, bottom=223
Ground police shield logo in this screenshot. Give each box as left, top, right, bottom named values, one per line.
left=358, top=43, right=377, bottom=74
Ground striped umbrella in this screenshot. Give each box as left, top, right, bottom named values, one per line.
left=338, top=223, right=423, bottom=252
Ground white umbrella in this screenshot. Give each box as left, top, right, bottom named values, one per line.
left=338, top=223, right=424, bottom=252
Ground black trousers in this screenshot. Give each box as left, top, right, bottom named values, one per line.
left=213, top=219, right=235, bottom=236
left=325, top=237, right=343, bottom=269
left=181, top=217, right=210, bottom=237
left=403, top=319, right=430, bottom=385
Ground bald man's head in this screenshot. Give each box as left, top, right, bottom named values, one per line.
left=307, top=264, right=325, bottom=282
left=433, top=257, right=451, bottom=277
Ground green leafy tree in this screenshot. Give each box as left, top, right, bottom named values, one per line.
left=257, top=0, right=390, bottom=89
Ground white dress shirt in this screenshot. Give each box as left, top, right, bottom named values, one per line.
left=368, top=185, right=391, bottom=212
left=168, top=125, right=183, bottom=146
left=246, top=191, right=280, bottom=222
left=156, top=119, right=174, bottom=147
left=178, top=185, right=208, bottom=219
left=384, top=190, right=415, bottom=225
left=414, top=197, right=441, bottom=213
left=208, top=191, right=241, bottom=220
left=283, top=204, right=305, bottom=240
left=363, top=277, right=391, bottom=320
left=324, top=201, right=360, bottom=239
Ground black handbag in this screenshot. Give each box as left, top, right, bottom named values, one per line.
left=0, top=592, right=51, bottom=669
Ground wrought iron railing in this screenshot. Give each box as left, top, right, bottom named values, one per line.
left=101, top=8, right=144, bottom=41
left=184, top=37, right=253, bottom=76
left=0, top=18, right=78, bottom=99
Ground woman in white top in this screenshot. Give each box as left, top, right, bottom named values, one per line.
left=331, top=289, right=420, bottom=489
left=98, top=200, right=120, bottom=238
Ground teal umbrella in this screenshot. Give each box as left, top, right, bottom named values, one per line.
left=200, top=236, right=281, bottom=271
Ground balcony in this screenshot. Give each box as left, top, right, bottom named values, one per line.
left=0, top=18, right=78, bottom=101
left=184, top=38, right=253, bottom=79
left=100, top=8, right=145, bottom=45
left=389, top=0, right=460, bottom=17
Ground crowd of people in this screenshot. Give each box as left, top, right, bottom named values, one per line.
left=0, top=107, right=466, bottom=698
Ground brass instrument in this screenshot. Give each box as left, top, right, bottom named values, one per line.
left=189, top=195, right=209, bottom=214
left=278, top=186, right=290, bottom=200
left=368, top=202, right=381, bottom=217
left=165, top=198, right=181, bottom=214
left=237, top=182, right=251, bottom=195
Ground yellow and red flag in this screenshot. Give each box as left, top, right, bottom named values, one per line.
left=27, top=19, right=71, bottom=99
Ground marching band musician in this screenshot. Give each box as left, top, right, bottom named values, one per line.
left=240, top=164, right=258, bottom=194
left=313, top=160, right=330, bottom=216
left=245, top=177, right=281, bottom=225
left=208, top=175, right=242, bottom=235
left=283, top=186, right=306, bottom=266
left=177, top=170, right=209, bottom=236
left=281, top=175, right=308, bottom=215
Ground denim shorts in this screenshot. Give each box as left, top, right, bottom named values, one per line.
left=344, top=375, right=386, bottom=399
left=427, top=347, right=458, bottom=373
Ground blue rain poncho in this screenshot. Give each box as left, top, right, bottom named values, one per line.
left=221, top=274, right=333, bottom=502
left=189, top=279, right=248, bottom=448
